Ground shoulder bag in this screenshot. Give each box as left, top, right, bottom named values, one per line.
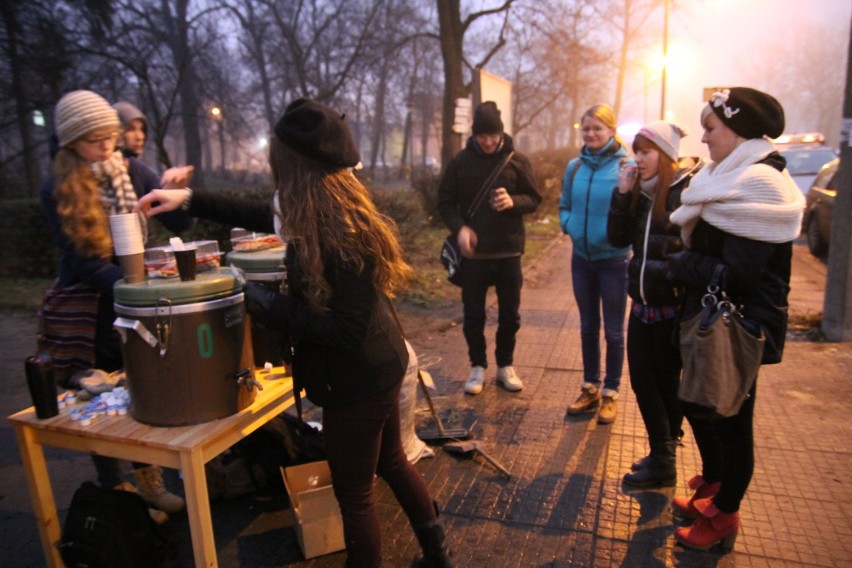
left=678, top=265, right=765, bottom=419
left=440, top=150, right=515, bottom=286
left=37, top=280, right=100, bottom=387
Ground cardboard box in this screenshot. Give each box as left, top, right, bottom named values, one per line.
left=281, top=461, right=345, bottom=559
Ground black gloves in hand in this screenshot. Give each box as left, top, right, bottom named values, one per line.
left=666, top=250, right=689, bottom=283
left=244, top=281, right=287, bottom=329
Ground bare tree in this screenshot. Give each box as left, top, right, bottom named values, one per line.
left=0, top=0, right=114, bottom=197
left=435, top=0, right=515, bottom=167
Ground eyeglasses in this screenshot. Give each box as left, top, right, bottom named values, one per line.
left=79, top=131, right=119, bottom=145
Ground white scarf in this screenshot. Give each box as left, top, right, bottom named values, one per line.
left=90, top=151, right=148, bottom=241
left=670, top=138, right=804, bottom=246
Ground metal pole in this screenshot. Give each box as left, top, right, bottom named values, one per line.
left=660, top=0, right=669, bottom=120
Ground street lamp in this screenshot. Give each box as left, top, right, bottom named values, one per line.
left=210, top=106, right=225, bottom=176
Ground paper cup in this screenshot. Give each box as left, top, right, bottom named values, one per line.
left=109, top=213, right=145, bottom=256
left=174, top=248, right=197, bottom=281
left=118, top=252, right=146, bottom=284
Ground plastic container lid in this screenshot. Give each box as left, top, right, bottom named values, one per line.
left=114, top=268, right=243, bottom=306
left=226, top=248, right=286, bottom=273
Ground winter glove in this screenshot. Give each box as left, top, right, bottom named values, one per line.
left=244, top=281, right=290, bottom=331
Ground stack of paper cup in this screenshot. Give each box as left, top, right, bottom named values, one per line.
left=109, top=213, right=146, bottom=283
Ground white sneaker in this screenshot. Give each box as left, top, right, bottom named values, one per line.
left=464, top=366, right=486, bottom=395
left=496, top=366, right=524, bottom=392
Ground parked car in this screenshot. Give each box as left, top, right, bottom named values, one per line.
left=775, top=133, right=837, bottom=195
left=802, top=158, right=839, bottom=256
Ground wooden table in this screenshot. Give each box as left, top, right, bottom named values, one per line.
left=8, top=369, right=295, bottom=568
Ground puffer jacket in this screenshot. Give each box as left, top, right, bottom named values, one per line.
left=607, top=158, right=703, bottom=306
left=559, top=139, right=632, bottom=261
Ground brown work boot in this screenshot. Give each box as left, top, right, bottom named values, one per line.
left=598, top=394, right=618, bottom=424
left=133, top=465, right=186, bottom=514
left=114, top=481, right=169, bottom=525
left=566, top=383, right=600, bottom=415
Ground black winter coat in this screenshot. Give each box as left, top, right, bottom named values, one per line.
left=187, top=189, right=408, bottom=407
left=667, top=153, right=792, bottom=365
left=608, top=160, right=702, bottom=307
left=437, top=134, right=541, bottom=255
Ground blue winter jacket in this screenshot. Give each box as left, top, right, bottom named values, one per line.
left=559, top=138, right=631, bottom=261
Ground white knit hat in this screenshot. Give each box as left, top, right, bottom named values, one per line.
left=635, top=121, right=687, bottom=163
left=55, top=90, right=120, bottom=147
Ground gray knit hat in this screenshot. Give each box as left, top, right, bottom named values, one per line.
left=55, top=90, right=120, bottom=147
left=113, top=101, right=148, bottom=134
left=635, top=121, right=687, bottom=162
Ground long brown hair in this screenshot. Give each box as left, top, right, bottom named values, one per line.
left=268, top=137, right=412, bottom=312
left=631, top=134, right=677, bottom=221
left=53, top=148, right=113, bottom=258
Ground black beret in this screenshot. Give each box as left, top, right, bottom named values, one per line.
left=705, top=87, right=785, bottom=140
left=273, top=98, right=361, bottom=168
left=472, top=101, right=504, bottom=135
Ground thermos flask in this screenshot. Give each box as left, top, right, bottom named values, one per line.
left=25, top=354, right=59, bottom=419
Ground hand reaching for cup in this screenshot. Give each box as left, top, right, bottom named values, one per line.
left=490, top=187, right=514, bottom=212
left=160, top=165, right=195, bottom=189
left=135, top=188, right=192, bottom=217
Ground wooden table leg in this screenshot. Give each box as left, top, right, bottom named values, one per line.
left=180, top=449, right=217, bottom=568
left=13, top=424, right=63, bottom=568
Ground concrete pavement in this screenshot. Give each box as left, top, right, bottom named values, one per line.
left=1, top=235, right=851, bottom=567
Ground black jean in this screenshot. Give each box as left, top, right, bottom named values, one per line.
left=627, top=313, right=683, bottom=453
left=686, top=381, right=757, bottom=514
left=323, top=381, right=437, bottom=567
left=460, top=256, right=522, bottom=368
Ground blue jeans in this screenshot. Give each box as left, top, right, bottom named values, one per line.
left=460, top=256, right=523, bottom=368
left=571, top=254, right=628, bottom=391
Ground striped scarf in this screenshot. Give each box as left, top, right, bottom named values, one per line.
left=90, top=151, right=148, bottom=240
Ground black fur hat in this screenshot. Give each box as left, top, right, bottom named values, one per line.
left=273, top=98, right=361, bottom=168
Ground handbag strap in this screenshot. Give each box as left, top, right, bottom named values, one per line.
left=465, top=150, right=515, bottom=221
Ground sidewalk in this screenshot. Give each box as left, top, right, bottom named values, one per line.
left=2, top=235, right=851, bottom=567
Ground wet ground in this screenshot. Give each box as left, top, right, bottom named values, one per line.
left=2, top=235, right=851, bottom=567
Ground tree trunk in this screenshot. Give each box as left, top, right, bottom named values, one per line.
left=161, top=0, right=205, bottom=190
left=1, top=4, right=42, bottom=197
left=437, top=0, right=467, bottom=169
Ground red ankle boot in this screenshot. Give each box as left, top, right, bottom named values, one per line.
left=675, top=497, right=739, bottom=551
left=672, top=475, right=721, bottom=519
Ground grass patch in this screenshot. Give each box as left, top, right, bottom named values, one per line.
left=0, top=278, right=53, bottom=311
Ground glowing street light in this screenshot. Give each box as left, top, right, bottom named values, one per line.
left=210, top=106, right=225, bottom=175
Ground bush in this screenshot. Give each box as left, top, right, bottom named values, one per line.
left=527, top=147, right=576, bottom=218
left=0, top=199, right=57, bottom=278
left=371, top=186, right=430, bottom=244
left=410, top=169, right=442, bottom=226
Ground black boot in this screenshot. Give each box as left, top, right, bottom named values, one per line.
left=410, top=521, right=452, bottom=568
left=623, top=441, right=676, bottom=488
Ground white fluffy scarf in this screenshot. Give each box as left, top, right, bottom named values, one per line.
left=670, top=138, right=804, bottom=246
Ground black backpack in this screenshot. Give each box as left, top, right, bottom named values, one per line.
left=58, top=482, right=176, bottom=568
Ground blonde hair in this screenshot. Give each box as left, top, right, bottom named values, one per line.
left=268, top=138, right=412, bottom=312
left=583, top=104, right=617, bottom=131
left=52, top=148, right=113, bottom=258
left=582, top=104, right=624, bottom=148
